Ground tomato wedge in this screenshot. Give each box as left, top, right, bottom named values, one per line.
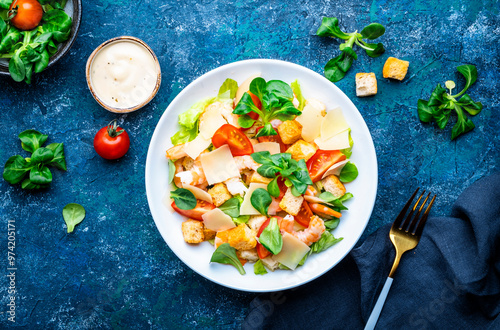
left=171, top=200, right=215, bottom=221
left=256, top=218, right=271, bottom=259
left=212, top=124, right=254, bottom=156
left=294, top=201, right=314, bottom=227
left=277, top=176, right=287, bottom=200
left=255, top=126, right=288, bottom=153
left=306, top=150, right=346, bottom=182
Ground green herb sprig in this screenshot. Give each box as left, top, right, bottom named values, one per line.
left=210, top=243, right=246, bottom=275
left=0, top=1, right=72, bottom=83
left=316, top=17, right=386, bottom=82
left=251, top=151, right=313, bottom=197
left=417, top=64, right=483, bottom=140
left=170, top=188, right=197, bottom=210
left=3, top=129, right=66, bottom=189
left=233, top=78, right=301, bottom=137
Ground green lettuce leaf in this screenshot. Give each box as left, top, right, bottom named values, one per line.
left=171, top=97, right=215, bottom=145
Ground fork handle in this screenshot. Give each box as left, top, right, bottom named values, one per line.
left=364, top=277, right=394, bottom=330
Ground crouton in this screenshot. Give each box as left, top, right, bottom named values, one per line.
left=277, top=120, right=302, bottom=145
left=207, top=183, right=232, bottom=207
left=382, top=57, right=409, bottom=81
left=286, top=139, right=317, bottom=162
left=355, top=72, right=377, bottom=97
left=181, top=220, right=205, bottom=244
left=321, top=175, right=346, bottom=199
left=247, top=215, right=268, bottom=234
left=214, top=229, right=230, bottom=249
left=203, top=227, right=216, bottom=241
left=250, top=171, right=273, bottom=184
left=279, top=188, right=304, bottom=216
left=227, top=224, right=257, bottom=250
left=237, top=248, right=259, bottom=262
left=261, top=256, right=279, bottom=271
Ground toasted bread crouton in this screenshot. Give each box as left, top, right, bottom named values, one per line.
left=355, top=72, right=377, bottom=97
left=277, top=120, right=302, bottom=145
left=383, top=57, right=409, bottom=81
left=203, top=227, right=216, bottom=241
left=247, top=215, right=268, bottom=234
left=228, top=224, right=257, bottom=250
left=207, top=183, right=232, bottom=207
left=237, top=248, right=259, bottom=262
left=214, top=229, right=230, bottom=249
left=250, top=171, right=273, bottom=184
left=261, top=256, right=279, bottom=271
left=182, top=220, right=205, bottom=244
left=286, top=139, right=317, bottom=162
left=279, top=188, right=304, bottom=216
left=321, top=175, right=346, bottom=199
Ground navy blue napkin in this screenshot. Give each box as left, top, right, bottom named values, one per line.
left=243, top=172, right=500, bottom=329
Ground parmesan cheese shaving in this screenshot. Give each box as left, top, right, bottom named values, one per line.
left=199, top=102, right=228, bottom=139
left=200, top=145, right=240, bottom=185
left=314, top=130, right=350, bottom=150
left=272, top=232, right=310, bottom=270
left=295, top=103, right=324, bottom=142
left=184, top=134, right=212, bottom=160
left=320, top=107, right=349, bottom=141
left=202, top=208, right=236, bottom=231
left=182, top=184, right=213, bottom=203
left=321, top=159, right=349, bottom=179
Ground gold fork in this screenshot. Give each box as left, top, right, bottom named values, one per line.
left=364, top=188, right=436, bottom=330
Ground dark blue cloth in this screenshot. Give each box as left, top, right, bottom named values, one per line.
left=243, top=173, right=500, bottom=329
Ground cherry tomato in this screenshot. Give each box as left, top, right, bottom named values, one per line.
left=277, top=176, right=287, bottom=200
left=294, top=201, right=314, bottom=227
left=212, top=124, right=254, bottom=156
left=94, top=120, right=130, bottom=160
left=171, top=200, right=215, bottom=221
left=306, top=150, right=346, bottom=182
left=9, top=0, right=43, bottom=31
left=255, top=126, right=288, bottom=153
left=256, top=218, right=271, bottom=259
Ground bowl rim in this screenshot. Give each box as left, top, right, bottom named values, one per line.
left=85, top=36, right=162, bottom=113
left=0, top=0, right=82, bottom=76
left=145, top=58, right=379, bottom=292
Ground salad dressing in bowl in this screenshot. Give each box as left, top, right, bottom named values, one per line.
left=86, top=36, right=161, bottom=113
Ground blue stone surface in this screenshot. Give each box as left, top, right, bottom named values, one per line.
left=0, top=0, right=499, bottom=328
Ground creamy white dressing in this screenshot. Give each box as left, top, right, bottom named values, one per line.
left=90, top=40, right=158, bottom=109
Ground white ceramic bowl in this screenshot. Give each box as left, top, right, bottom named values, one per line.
left=145, top=59, right=378, bottom=292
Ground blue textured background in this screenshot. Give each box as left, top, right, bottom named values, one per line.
left=0, top=0, right=499, bottom=328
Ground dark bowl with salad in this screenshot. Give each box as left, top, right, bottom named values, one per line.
left=0, top=0, right=82, bottom=83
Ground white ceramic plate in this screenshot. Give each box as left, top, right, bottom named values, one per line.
left=145, top=59, right=378, bottom=292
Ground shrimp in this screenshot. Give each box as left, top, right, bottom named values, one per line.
left=305, top=185, right=318, bottom=196
left=219, top=102, right=240, bottom=127
left=280, top=215, right=325, bottom=246
left=309, top=203, right=342, bottom=219
left=175, top=158, right=207, bottom=186
left=166, top=144, right=187, bottom=160
left=234, top=155, right=260, bottom=172
left=224, top=177, right=248, bottom=196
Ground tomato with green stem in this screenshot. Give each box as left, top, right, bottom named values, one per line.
left=94, top=120, right=130, bottom=160
left=9, top=0, right=43, bottom=31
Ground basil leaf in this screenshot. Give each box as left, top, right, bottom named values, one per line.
left=18, top=130, right=48, bottom=153
left=254, top=259, right=268, bottom=275
left=316, top=17, right=350, bottom=39
left=258, top=217, right=283, bottom=255
left=251, top=151, right=273, bottom=165
left=458, top=94, right=483, bottom=116
left=417, top=99, right=435, bottom=123
left=31, top=147, right=55, bottom=164
left=170, top=188, right=197, bottom=210
left=210, top=243, right=245, bottom=275
left=255, top=122, right=277, bottom=138
left=218, top=78, right=238, bottom=99
left=238, top=113, right=256, bottom=128
left=324, top=218, right=340, bottom=230
left=62, top=203, right=86, bottom=233
left=233, top=92, right=260, bottom=115
left=249, top=77, right=267, bottom=101
left=337, top=47, right=357, bottom=72
left=451, top=105, right=475, bottom=140
left=29, top=166, right=52, bottom=185
left=45, top=143, right=67, bottom=170
left=360, top=23, right=385, bottom=40
left=250, top=188, right=272, bottom=216
left=21, top=178, right=48, bottom=190
left=257, top=164, right=280, bottom=178
left=324, top=54, right=347, bottom=83
left=310, top=231, right=343, bottom=253
left=219, top=198, right=241, bottom=218
left=3, top=155, right=31, bottom=184
left=362, top=42, right=385, bottom=58
left=266, top=80, right=294, bottom=102
left=267, top=177, right=280, bottom=198
left=339, top=162, right=358, bottom=183
left=456, top=64, right=477, bottom=96
left=168, top=160, right=176, bottom=185
left=427, top=84, right=447, bottom=107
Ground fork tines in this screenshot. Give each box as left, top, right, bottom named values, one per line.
left=393, top=188, right=436, bottom=236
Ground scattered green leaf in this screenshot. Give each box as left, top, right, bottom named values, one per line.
left=62, top=203, right=86, bottom=233
left=170, top=188, right=197, bottom=210
left=258, top=217, right=283, bottom=255
left=254, top=260, right=268, bottom=275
